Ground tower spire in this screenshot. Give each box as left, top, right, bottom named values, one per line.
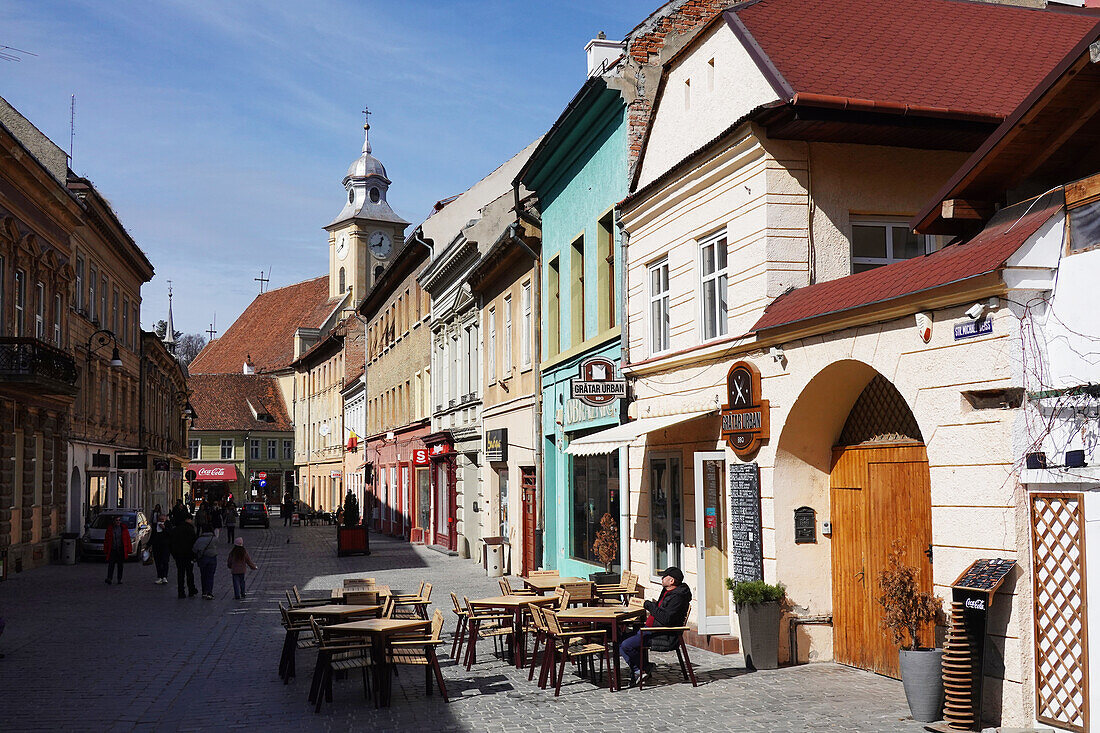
left=164, top=280, right=177, bottom=353
left=361, top=106, right=371, bottom=154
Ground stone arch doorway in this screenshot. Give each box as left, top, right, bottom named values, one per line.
left=771, top=362, right=932, bottom=677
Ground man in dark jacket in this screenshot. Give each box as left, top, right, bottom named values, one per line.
left=169, top=518, right=199, bottom=598
left=619, top=566, right=692, bottom=686
left=169, top=498, right=190, bottom=526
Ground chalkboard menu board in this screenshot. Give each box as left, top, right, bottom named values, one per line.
left=953, top=558, right=1014, bottom=593
left=729, top=462, right=763, bottom=583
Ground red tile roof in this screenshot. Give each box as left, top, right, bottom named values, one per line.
left=731, top=0, right=1100, bottom=120
left=188, top=373, right=292, bottom=432
left=751, top=191, right=1063, bottom=333
left=189, top=276, right=334, bottom=375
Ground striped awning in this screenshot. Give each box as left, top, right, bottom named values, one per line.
left=564, top=410, right=715, bottom=456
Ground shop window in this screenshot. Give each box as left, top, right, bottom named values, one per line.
left=571, top=451, right=620, bottom=565
left=189, top=439, right=200, bottom=460
left=498, top=467, right=509, bottom=538
left=648, top=258, right=669, bottom=355
left=699, top=232, right=728, bottom=341
left=221, top=439, right=234, bottom=460
left=850, top=219, right=938, bottom=273
left=649, top=454, right=682, bottom=574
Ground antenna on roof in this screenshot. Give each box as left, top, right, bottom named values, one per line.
left=254, top=269, right=269, bottom=294
left=0, top=44, right=37, bottom=63
left=69, top=94, right=75, bottom=163
left=206, top=313, right=217, bottom=341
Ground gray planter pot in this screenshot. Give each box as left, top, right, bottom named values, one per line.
left=736, top=601, right=780, bottom=670
left=899, top=648, right=944, bottom=722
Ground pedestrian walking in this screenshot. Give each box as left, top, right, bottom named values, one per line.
left=193, top=526, right=219, bottom=600
left=226, top=537, right=258, bottom=600
left=170, top=498, right=189, bottom=526
left=210, top=500, right=224, bottom=538
left=194, top=501, right=210, bottom=532
left=224, top=500, right=238, bottom=544
left=170, top=517, right=199, bottom=598
left=282, top=494, right=294, bottom=527
left=150, top=505, right=172, bottom=584
left=103, top=515, right=132, bottom=585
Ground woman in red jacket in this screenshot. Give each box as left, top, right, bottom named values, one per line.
left=103, top=515, right=133, bottom=585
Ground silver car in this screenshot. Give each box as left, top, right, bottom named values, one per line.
left=81, top=510, right=150, bottom=560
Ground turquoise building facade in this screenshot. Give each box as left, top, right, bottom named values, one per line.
left=518, top=78, right=628, bottom=578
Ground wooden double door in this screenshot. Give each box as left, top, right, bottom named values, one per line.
left=831, top=443, right=933, bottom=678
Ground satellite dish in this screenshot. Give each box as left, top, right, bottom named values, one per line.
left=319, top=424, right=331, bottom=436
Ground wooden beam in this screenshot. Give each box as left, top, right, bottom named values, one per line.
left=941, top=199, right=995, bottom=220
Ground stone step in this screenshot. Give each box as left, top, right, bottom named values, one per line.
left=684, top=626, right=740, bottom=655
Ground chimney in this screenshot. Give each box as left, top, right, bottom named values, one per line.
left=585, top=32, right=625, bottom=78
left=243, top=354, right=255, bottom=375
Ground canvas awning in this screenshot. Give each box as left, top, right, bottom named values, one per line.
left=564, top=410, right=715, bottom=456
left=186, top=463, right=238, bottom=482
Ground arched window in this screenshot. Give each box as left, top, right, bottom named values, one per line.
left=339, top=267, right=346, bottom=293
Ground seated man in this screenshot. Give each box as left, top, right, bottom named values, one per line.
left=618, top=566, right=691, bottom=687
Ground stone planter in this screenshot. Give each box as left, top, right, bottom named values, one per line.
left=736, top=601, right=780, bottom=670
left=589, top=571, right=620, bottom=585
left=336, top=525, right=370, bottom=557
left=899, top=648, right=944, bottom=722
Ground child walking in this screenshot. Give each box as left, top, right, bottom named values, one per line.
left=226, top=537, right=258, bottom=600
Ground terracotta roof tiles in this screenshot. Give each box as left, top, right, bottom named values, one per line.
left=188, top=373, right=292, bottom=432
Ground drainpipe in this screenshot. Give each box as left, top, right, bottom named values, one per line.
left=411, top=227, right=433, bottom=260
left=616, top=215, right=630, bottom=573
left=138, top=331, right=145, bottom=511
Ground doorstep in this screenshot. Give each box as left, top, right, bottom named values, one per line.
left=427, top=544, right=459, bottom=557
left=684, top=625, right=740, bottom=655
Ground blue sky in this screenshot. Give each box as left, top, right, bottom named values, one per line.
left=1, top=0, right=657, bottom=336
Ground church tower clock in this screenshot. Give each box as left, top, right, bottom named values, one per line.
left=325, top=109, right=409, bottom=303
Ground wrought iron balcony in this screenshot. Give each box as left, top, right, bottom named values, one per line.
left=0, top=337, right=78, bottom=397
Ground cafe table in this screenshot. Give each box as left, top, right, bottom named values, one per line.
left=556, top=605, right=645, bottom=691
left=469, top=594, right=558, bottom=668
left=522, top=575, right=583, bottom=594
left=324, top=617, right=429, bottom=707
left=286, top=604, right=381, bottom=621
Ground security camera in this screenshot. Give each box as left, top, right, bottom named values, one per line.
left=965, top=303, right=986, bottom=320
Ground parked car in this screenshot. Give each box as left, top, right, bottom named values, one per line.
left=239, top=502, right=270, bottom=528
left=81, top=509, right=150, bottom=560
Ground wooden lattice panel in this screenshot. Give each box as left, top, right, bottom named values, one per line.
left=1031, top=493, right=1089, bottom=733
left=838, top=375, right=923, bottom=445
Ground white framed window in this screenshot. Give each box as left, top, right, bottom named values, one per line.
left=122, top=296, right=129, bottom=349
left=250, top=439, right=260, bottom=460
left=35, top=282, right=44, bottom=339
left=111, top=288, right=119, bottom=335
left=88, top=264, right=98, bottom=321
left=648, top=258, right=670, bottom=355
left=189, top=439, right=200, bottom=460
left=74, top=254, right=84, bottom=311
left=267, top=439, right=276, bottom=460
left=221, top=439, right=234, bottom=460
left=850, top=218, right=939, bottom=273
left=14, top=269, right=25, bottom=337
left=131, top=304, right=139, bottom=349
left=699, top=232, right=728, bottom=341
left=283, top=440, right=292, bottom=460
left=649, top=453, right=683, bottom=577
left=521, top=281, right=532, bottom=367
left=503, top=294, right=512, bottom=375
left=488, top=307, right=496, bottom=381
left=53, top=294, right=61, bottom=346
left=100, top=276, right=107, bottom=330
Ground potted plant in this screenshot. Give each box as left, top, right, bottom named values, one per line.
left=589, top=512, right=620, bottom=585
left=336, top=491, right=370, bottom=556
left=727, top=578, right=786, bottom=670
left=877, top=540, right=943, bottom=722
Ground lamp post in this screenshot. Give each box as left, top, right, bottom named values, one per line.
left=83, top=328, right=122, bottom=525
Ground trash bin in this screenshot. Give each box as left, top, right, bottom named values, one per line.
left=61, top=533, right=79, bottom=565
left=483, top=536, right=505, bottom=578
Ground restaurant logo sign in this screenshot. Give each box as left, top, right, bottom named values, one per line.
left=412, top=449, right=430, bottom=466
left=428, top=441, right=453, bottom=457
left=721, top=360, right=770, bottom=457
left=570, top=356, right=626, bottom=408
left=485, top=429, right=507, bottom=463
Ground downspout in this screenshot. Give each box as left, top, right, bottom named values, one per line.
left=617, top=214, right=630, bottom=574
left=513, top=183, right=544, bottom=571
left=138, top=332, right=145, bottom=511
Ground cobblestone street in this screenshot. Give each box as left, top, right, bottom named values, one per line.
left=0, top=524, right=926, bottom=732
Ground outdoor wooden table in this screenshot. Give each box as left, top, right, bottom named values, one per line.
left=557, top=605, right=645, bottom=691
left=470, top=594, right=558, bottom=668
left=325, top=618, right=430, bottom=707
left=286, top=604, right=381, bottom=621
left=522, top=575, right=583, bottom=594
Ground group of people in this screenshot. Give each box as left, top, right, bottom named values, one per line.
left=144, top=498, right=258, bottom=600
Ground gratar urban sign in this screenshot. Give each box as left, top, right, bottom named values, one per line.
left=570, top=356, right=626, bottom=408
left=720, top=360, right=770, bottom=457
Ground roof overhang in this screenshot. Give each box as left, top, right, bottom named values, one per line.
left=564, top=410, right=715, bottom=456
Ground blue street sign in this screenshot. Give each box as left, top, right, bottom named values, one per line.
left=258, top=479, right=267, bottom=488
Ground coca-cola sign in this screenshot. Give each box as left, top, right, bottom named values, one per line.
left=187, top=464, right=238, bottom=482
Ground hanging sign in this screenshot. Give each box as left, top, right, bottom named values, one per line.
left=428, top=441, right=453, bottom=457
left=720, top=360, right=770, bottom=457
left=570, top=356, right=626, bottom=408
left=485, top=429, right=508, bottom=462
left=412, top=449, right=430, bottom=466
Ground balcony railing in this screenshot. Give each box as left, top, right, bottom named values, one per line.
left=0, top=337, right=78, bottom=396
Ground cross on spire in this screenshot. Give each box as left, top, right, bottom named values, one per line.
left=361, top=106, right=372, bottom=154
left=254, top=269, right=269, bottom=294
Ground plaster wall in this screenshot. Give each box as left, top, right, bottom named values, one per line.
left=635, top=21, right=778, bottom=190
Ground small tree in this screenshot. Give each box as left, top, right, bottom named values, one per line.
left=878, top=540, right=942, bottom=650
left=343, top=491, right=360, bottom=528
left=592, top=512, right=618, bottom=572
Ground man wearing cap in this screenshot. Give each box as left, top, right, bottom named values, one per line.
left=619, top=566, right=692, bottom=686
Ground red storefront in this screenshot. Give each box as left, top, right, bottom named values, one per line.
left=365, top=422, right=430, bottom=540
left=184, top=463, right=239, bottom=506
left=424, top=431, right=457, bottom=551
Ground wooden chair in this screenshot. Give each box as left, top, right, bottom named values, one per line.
left=638, top=602, right=698, bottom=689
left=499, top=577, right=536, bottom=595
left=390, top=580, right=426, bottom=601
left=278, top=604, right=318, bottom=684
left=542, top=608, right=613, bottom=696
left=386, top=609, right=449, bottom=702
left=343, top=590, right=380, bottom=607
left=560, top=581, right=595, bottom=607
left=553, top=588, right=571, bottom=611
left=449, top=592, right=470, bottom=660
left=393, top=582, right=432, bottom=619
left=380, top=596, right=395, bottom=619
left=462, top=596, right=513, bottom=670
left=527, top=604, right=553, bottom=684
left=596, top=571, right=639, bottom=604
left=308, top=616, right=373, bottom=712
left=291, top=586, right=329, bottom=607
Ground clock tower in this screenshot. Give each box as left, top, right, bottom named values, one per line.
left=325, top=109, right=409, bottom=303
